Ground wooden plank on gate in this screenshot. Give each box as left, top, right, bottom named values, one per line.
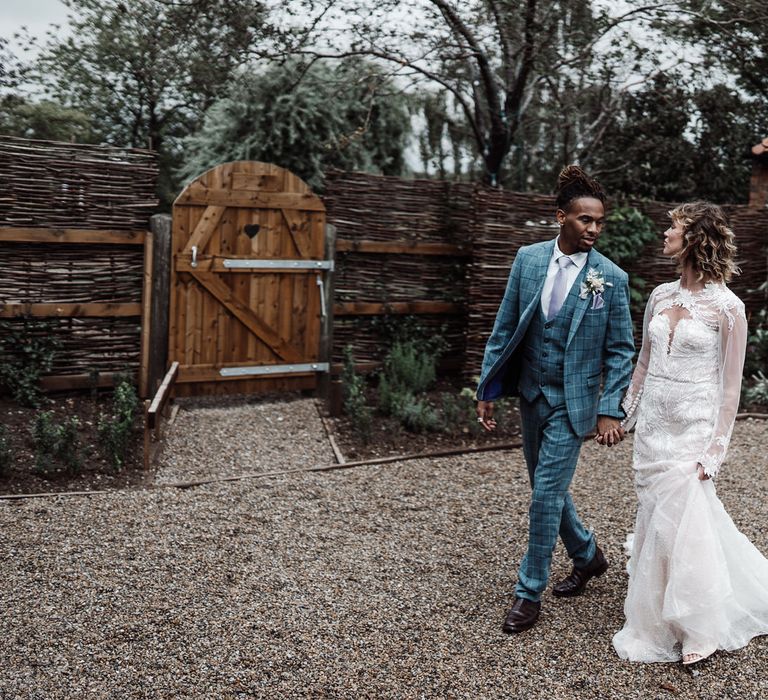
left=176, top=188, right=325, bottom=211
left=177, top=363, right=316, bottom=383
left=0, top=227, right=146, bottom=245
left=190, top=270, right=302, bottom=362
left=280, top=208, right=311, bottom=258
left=0, top=302, right=142, bottom=317
left=181, top=205, right=226, bottom=254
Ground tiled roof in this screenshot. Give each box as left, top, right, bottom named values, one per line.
left=752, top=138, right=768, bottom=156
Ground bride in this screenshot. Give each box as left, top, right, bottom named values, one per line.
left=610, top=201, right=768, bottom=665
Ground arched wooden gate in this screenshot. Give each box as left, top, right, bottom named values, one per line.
left=169, top=162, right=331, bottom=396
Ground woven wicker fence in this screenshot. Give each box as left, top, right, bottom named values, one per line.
left=324, top=170, right=475, bottom=368
left=0, top=135, right=158, bottom=388
left=324, top=170, right=768, bottom=381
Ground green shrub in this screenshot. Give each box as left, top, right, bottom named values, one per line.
left=0, top=318, right=61, bottom=407
left=397, top=394, right=441, bottom=433
left=98, top=378, right=140, bottom=469
left=0, top=424, right=12, bottom=476
left=745, top=371, right=768, bottom=407
left=746, top=307, right=768, bottom=378
left=439, top=389, right=483, bottom=436
left=341, top=346, right=372, bottom=442
left=32, top=411, right=82, bottom=474
left=597, top=206, right=658, bottom=312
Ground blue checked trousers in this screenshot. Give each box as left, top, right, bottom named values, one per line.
left=515, top=394, right=596, bottom=602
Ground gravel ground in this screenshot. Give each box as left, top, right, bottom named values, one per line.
left=1, top=400, right=767, bottom=699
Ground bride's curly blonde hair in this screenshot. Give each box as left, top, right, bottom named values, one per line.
left=669, top=201, right=740, bottom=282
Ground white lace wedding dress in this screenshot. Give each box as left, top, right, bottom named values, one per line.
left=612, top=279, right=768, bottom=662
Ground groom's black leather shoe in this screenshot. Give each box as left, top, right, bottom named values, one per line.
left=502, top=597, right=541, bottom=634
left=552, top=545, right=609, bottom=598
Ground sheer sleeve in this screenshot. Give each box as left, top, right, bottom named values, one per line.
left=698, top=302, right=747, bottom=477
left=620, top=287, right=656, bottom=431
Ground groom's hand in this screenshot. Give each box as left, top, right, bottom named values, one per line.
left=476, top=400, right=497, bottom=432
left=595, top=415, right=625, bottom=446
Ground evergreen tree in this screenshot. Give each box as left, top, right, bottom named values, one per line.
left=179, top=59, right=411, bottom=191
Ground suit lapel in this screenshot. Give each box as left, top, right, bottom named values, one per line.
left=529, top=240, right=555, bottom=304
left=566, top=251, right=597, bottom=348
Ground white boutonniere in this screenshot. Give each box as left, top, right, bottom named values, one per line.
left=579, top=268, right=613, bottom=309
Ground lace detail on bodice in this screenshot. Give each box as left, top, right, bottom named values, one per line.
left=620, top=280, right=747, bottom=477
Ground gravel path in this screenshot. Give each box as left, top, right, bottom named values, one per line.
left=1, top=399, right=767, bottom=699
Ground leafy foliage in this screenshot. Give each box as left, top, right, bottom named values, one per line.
left=178, top=59, right=410, bottom=191
left=31, top=0, right=269, bottom=205
left=587, top=74, right=762, bottom=204
left=97, top=378, right=140, bottom=469
left=377, top=338, right=444, bottom=433
left=341, top=346, right=372, bottom=442
left=596, top=205, right=658, bottom=310
left=0, top=96, right=94, bottom=142
left=745, top=307, right=768, bottom=378
left=32, top=411, right=82, bottom=474
left=0, top=319, right=61, bottom=408
left=744, top=371, right=768, bottom=407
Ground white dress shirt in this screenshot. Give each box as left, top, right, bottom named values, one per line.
left=540, top=238, right=588, bottom=316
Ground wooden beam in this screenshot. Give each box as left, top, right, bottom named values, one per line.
left=190, top=270, right=303, bottom=362
left=139, top=227, right=154, bottom=399
left=0, top=227, right=146, bottom=245
left=176, top=188, right=325, bottom=212
left=280, top=208, right=312, bottom=258
left=175, top=256, right=321, bottom=273
left=0, top=302, right=142, bottom=318
left=177, top=363, right=316, bottom=384
left=147, top=361, right=179, bottom=430
left=181, top=205, right=226, bottom=255
left=40, top=371, right=139, bottom=392
left=333, top=301, right=462, bottom=316
left=335, top=239, right=469, bottom=256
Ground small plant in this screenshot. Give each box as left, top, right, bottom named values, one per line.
left=439, top=388, right=483, bottom=436
left=0, top=424, right=13, bottom=476
left=745, top=371, right=768, bottom=407
left=341, top=346, right=372, bottom=442
left=397, top=394, right=441, bottom=433
left=0, top=318, right=61, bottom=408
left=597, top=205, right=658, bottom=312
left=31, top=411, right=82, bottom=474
left=98, top=378, right=140, bottom=469
left=745, top=307, right=768, bottom=379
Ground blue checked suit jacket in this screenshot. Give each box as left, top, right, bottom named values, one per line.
left=476, top=239, right=635, bottom=437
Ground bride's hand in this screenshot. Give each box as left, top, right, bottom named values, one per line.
left=697, top=464, right=711, bottom=481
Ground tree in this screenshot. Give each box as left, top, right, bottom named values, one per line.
left=178, top=59, right=411, bottom=191
left=0, top=96, right=94, bottom=142
left=273, top=0, right=667, bottom=186
left=31, top=0, right=269, bottom=203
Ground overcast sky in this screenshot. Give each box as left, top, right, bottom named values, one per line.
left=2, top=0, right=70, bottom=48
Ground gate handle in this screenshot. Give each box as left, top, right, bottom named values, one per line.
left=191, top=245, right=198, bottom=268
left=316, top=275, right=327, bottom=318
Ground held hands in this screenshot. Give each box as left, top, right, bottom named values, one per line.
left=476, top=400, right=497, bottom=432
left=697, top=463, right=711, bottom=481
left=594, top=415, right=625, bottom=447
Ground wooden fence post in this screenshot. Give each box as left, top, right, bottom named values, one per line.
left=147, top=214, right=172, bottom=398
left=318, top=223, right=336, bottom=404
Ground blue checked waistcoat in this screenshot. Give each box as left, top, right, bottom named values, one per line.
left=476, top=239, right=635, bottom=437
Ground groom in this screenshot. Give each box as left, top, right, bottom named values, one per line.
left=476, top=166, right=634, bottom=633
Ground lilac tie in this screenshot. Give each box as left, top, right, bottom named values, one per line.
left=547, top=256, right=574, bottom=320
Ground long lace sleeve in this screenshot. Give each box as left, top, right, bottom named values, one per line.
left=698, top=302, right=747, bottom=477
left=620, top=288, right=656, bottom=430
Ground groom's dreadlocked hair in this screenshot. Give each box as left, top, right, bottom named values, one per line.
left=555, top=165, right=606, bottom=211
